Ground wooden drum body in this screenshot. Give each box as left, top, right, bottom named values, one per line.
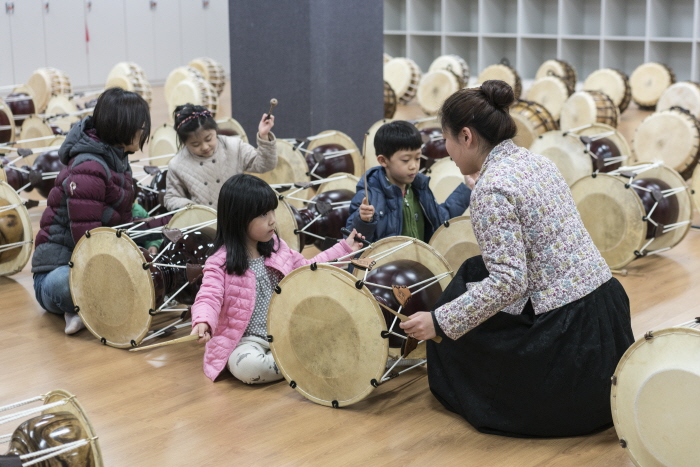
left=303, top=130, right=362, bottom=179
left=28, top=67, right=73, bottom=112
left=510, top=99, right=558, bottom=149
left=188, top=57, right=227, bottom=96
left=0, top=97, right=16, bottom=144
left=657, top=81, right=700, bottom=119
left=106, top=62, right=152, bottom=106
left=6, top=85, right=37, bottom=128
left=247, top=140, right=310, bottom=207
left=383, top=81, right=397, bottom=119
left=429, top=54, right=470, bottom=88
left=629, top=62, right=675, bottom=109
left=535, top=59, right=577, bottom=95
left=570, top=163, right=691, bottom=269
left=478, top=62, right=522, bottom=100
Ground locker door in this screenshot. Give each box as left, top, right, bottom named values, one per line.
left=85, top=0, right=127, bottom=87
left=42, top=0, right=89, bottom=87
left=9, top=0, right=46, bottom=83
left=124, top=0, right=156, bottom=82
left=152, top=0, right=182, bottom=82
left=0, top=3, right=16, bottom=85
left=203, top=0, right=229, bottom=74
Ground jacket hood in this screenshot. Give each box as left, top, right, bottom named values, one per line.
left=58, top=116, right=131, bottom=173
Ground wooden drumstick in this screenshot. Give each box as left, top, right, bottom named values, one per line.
left=330, top=273, right=442, bottom=343
left=362, top=132, right=370, bottom=205
left=128, top=334, right=200, bottom=352
left=265, top=98, right=278, bottom=121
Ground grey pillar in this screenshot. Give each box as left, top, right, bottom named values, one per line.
left=228, top=1, right=383, bottom=146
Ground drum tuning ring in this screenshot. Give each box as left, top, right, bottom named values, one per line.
left=634, top=250, right=643, bottom=257
left=619, top=439, right=627, bottom=449
left=85, top=230, right=91, bottom=238
left=74, top=306, right=80, bottom=313
left=148, top=309, right=156, bottom=316
left=68, top=261, right=74, bottom=268
left=611, top=375, right=617, bottom=385
left=331, top=400, right=339, bottom=409
left=274, top=285, right=281, bottom=294
left=142, top=263, right=149, bottom=270
left=355, top=280, right=364, bottom=289
left=100, top=337, right=106, bottom=345
left=644, top=331, right=654, bottom=340
left=310, top=262, right=318, bottom=271
left=370, top=379, right=379, bottom=388
left=130, top=340, right=137, bottom=347
left=443, top=220, right=450, bottom=227
left=381, top=331, right=390, bottom=339
left=266, top=335, right=274, bottom=342
left=289, top=380, right=296, bottom=388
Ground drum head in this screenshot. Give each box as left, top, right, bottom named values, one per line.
left=18, top=116, right=55, bottom=150
left=692, top=163, right=700, bottom=213
left=478, top=64, right=521, bottom=100
left=167, top=204, right=217, bottom=231
left=268, top=265, right=388, bottom=407
left=28, top=68, right=71, bottom=112
left=612, top=327, right=700, bottom=467
left=106, top=62, right=146, bottom=83
left=570, top=174, right=646, bottom=269
left=535, top=59, right=577, bottom=94
left=168, top=78, right=218, bottom=118
left=274, top=194, right=302, bottom=252
left=43, top=389, right=104, bottom=467
left=576, top=123, right=632, bottom=163
left=530, top=131, right=594, bottom=186
left=148, top=123, right=178, bottom=166
left=560, top=91, right=619, bottom=131
left=656, top=81, right=700, bottom=119
left=248, top=140, right=310, bottom=197
left=45, top=95, right=79, bottom=133
left=307, top=130, right=363, bottom=177
left=354, top=236, right=454, bottom=359
left=584, top=68, right=632, bottom=113
left=364, top=118, right=394, bottom=169
left=70, top=227, right=154, bottom=348
left=428, top=54, right=470, bottom=86
left=426, top=157, right=464, bottom=203
left=216, top=117, right=248, bottom=143
left=0, top=181, right=33, bottom=276
left=164, top=66, right=203, bottom=103
left=428, top=216, right=481, bottom=272
left=630, top=63, right=675, bottom=107
left=417, top=70, right=461, bottom=115
left=384, top=58, right=421, bottom=103
left=632, top=110, right=700, bottom=177
left=317, top=172, right=359, bottom=194
left=526, top=76, right=570, bottom=121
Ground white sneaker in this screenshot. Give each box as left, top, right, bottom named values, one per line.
left=64, top=312, right=85, bottom=335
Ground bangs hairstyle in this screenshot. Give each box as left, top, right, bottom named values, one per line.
left=374, top=120, right=423, bottom=159
left=173, top=103, right=224, bottom=149
left=92, top=87, right=151, bottom=150
left=213, top=174, right=279, bottom=275
left=439, top=80, right=517, bottom=152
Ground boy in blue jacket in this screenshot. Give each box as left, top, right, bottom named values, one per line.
left=346, top=120, right=471, bottom=242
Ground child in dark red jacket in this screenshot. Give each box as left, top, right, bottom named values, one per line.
left=32, top=88, right=160, bottom=335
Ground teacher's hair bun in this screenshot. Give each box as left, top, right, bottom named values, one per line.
left=481, top=80, right=515, bottom=111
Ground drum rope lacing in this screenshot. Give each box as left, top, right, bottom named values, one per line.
left=142, top=320, right=192, bottom=343
left=0, top=203, right=21, bottom=213
left=0, top=241, right=32, bottom=253
left=21, top=438, right=93, bottom=466
left=0, top=400, right=68, bottom=426
left=564, top=128, right=630, bottom=169
left=293, top=205, right=352, bottom=242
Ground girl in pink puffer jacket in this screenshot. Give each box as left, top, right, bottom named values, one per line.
left=190, top=174, right=365, bottom=383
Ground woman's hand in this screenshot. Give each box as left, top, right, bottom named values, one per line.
left=464, top=172, right=480, bottom=190
left=399, top=312, right=437, bottom=341
left=344, top=228, right=366, bottom=252
left=190, top=323, right=211, bottom=344
left=258, top=114, right=275, bottom=140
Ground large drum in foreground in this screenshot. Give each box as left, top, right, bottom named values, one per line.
left=612, top=322, right=700, bottom=467
left=268, top=237, right=452, bottom=407
left=571, top=163, right=691, bottom=269
left=428, top=216, right=480, bottom=273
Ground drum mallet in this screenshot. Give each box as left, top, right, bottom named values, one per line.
left=265, top=98, right=278, bottom=121
left=341, top=227, right=371, bottom=247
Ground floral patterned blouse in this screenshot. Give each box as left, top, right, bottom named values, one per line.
left=433, top=139, right=611, bottom=340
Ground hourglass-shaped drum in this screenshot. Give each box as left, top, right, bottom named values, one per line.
left=571, top=162, right=692, bottom=269
left=0, top=181, right=33, bottom=277
left=302, top=130, right=362, bottom=180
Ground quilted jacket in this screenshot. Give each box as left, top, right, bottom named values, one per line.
left=191, top=235, right=353, bottom=381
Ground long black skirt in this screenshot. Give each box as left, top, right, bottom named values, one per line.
left=427, top=256, right=634, bottom=438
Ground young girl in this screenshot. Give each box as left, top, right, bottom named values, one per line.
left=164, top=104, right=277, bottom=210
left=190, top=174, right=365, bottom=384
left=400, top=81, right=634, bottom=437
left=32, top=87, right=165, bottom=334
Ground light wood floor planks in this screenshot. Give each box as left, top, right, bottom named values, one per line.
left=1, top=85, right=699, bottom=466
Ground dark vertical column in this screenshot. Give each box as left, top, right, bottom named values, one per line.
left=228, top=1, right=383, bottom=146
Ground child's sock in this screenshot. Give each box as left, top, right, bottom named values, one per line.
left=64, top=312, right=85, bottom=335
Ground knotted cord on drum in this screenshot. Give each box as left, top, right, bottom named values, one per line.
left=0, top=241, right=32, bottom=253
left=116, top=206, right=187, bottom=230
left=0, top=400, right=68, bottom=426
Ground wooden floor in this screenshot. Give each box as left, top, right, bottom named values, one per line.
left=2, top=85, right=699, bottom=466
